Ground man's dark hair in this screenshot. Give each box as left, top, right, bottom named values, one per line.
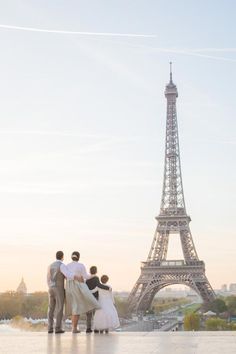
left=56, top=251, right=64, bottom=260
left=71, top=251, right=80, bottom=261
left=90, top=266, right=97, bottom=275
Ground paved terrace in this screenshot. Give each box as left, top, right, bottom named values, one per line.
left=0, top=329, right=236, bottom=354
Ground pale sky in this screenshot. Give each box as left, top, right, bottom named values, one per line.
left=0, top=1, right=235, bottom=293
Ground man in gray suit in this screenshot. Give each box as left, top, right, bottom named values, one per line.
left=47, top=250, right=75, bottom=334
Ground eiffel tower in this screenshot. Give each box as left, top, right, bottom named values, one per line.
left=128, top=64, right=215, bottom=312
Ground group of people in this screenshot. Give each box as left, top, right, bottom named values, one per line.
left=47, top=250, right=120, bottom=334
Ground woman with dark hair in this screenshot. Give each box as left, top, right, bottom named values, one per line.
left=65, top=251, right=100, bottom=333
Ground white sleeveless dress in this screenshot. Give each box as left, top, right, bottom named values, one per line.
left=93, top=288, right=120, bottom=330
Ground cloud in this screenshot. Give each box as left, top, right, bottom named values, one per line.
left=0, top=24, right=155, bottom=38
left=0, top=129, right=141, bottom=140
left=0, top=129, right=117, bottom=139
left=0, top=180, right=159, bottom=195
left=0, top=130, right=141, bottom=159
left=0, top=130, right=104, bottom=138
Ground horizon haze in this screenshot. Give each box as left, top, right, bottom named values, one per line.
left=0, top=1, right=235, bottom=293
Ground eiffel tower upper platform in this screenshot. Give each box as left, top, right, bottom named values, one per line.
left=128, top=64, right=215, bottom=312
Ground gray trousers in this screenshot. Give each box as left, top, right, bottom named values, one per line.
left=47, top=287, right=65, bottom=331
left=86, top=309, right=95, bottom=330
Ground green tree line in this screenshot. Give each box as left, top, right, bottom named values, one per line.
left=0, top=292, right=128, bottom=319
left=183, top=296, right=236, bottom=331
left=2, top=291, right=236, bottom=324
left=204, top=296, right=236, bottom=317
left=0, top=292, right=48, bottom=319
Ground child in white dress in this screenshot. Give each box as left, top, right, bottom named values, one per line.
left=93, top=275, right=120, bottom=333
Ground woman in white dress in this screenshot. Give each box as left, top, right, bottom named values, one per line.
left=65, top=251, right=100, bottom=333
left=93, top=275, right=120, bottom=333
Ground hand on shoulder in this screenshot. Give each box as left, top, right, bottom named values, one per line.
left=74, top=275, right=84, bottom=282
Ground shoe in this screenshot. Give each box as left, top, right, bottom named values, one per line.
left=86, top=329, right=93, bottom=333
left=55, top=330, right=65, bottom=334
left=94, top=330, right=99, bottom=334
left=72, top=329, right=81, bottom=334
left=105, top=329, right=109, bottom=334
left=99, top=330, right=104, bottom=334
left=48, top=330, right=53, bottom=334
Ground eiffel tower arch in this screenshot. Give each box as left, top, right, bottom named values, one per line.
left=128, top=64, right=215, bottom=313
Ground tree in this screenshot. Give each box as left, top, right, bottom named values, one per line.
left=21, top=292, right=48, bottom=318
left=225, top=296, right=236, bottom=317
left=0, top=292, right=23, bottom=319
left=206, top=298, right=227, bottom=315
left=184, top=313, right=200, bottom=331
left=0, top=291, right=48, bottom=319
left=205, top=317, right=228, bottom=331
left=114, top=297, right=129, bottom=318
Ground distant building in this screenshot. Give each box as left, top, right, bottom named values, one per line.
left=113, top=291, right=129, bottom=299
left=221, top=284, right=227, bottom=292
left=16, top=277, right=27, bottom=294
left=229, top=284, right=236, bottom=292
left=156, top=288, right=187, bottom=299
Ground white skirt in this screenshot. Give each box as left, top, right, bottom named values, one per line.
left=93, top=289, right=120, bottom=330
left=66, top=280, right=100, bottom=316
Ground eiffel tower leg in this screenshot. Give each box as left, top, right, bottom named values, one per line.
left=148, top=229, right=169, bottom=261
left=134, top=276, right=172, bottom=312
left=180, top=228, right=198, bottom=262
left=138, top=287, right=158, bottom=312
left=128, top=279, right=148, bottom=312
left=192, top=275, right=216, bottom=303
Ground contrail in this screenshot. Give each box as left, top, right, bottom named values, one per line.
left=0, top=24, right=155, bottom=38
left=151, top=47, right=236, bottom=63
left=113, top=41, right=236, bottom=63
left=190, top=48, right=236, bottom=53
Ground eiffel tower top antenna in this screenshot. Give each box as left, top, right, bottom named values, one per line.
left=169, top=61, right=173, bottom=83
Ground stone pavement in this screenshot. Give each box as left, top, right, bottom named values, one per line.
left=0, top=330, right=236, bottom=354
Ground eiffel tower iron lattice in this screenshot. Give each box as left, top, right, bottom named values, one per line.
left=128, top=64, right=215, bottom=312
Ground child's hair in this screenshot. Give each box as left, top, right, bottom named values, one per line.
left=90, top=266, right=97, bottom=275
left=101, top=275, right=109, bottom=284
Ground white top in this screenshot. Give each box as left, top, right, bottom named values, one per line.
left=93, top=285, right=113, bottom=299
left=60, top=262, right=75, bottom=280
left=66, top=261, right=90, bottom=280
